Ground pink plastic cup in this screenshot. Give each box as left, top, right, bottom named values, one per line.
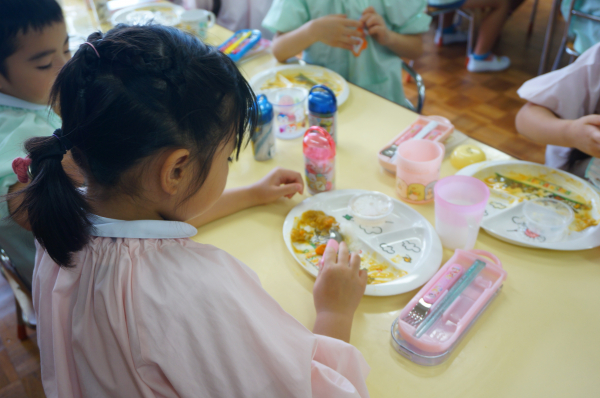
left=395, top=139, right=445, bottom=204
left=434, top=176, right=490, bottom=250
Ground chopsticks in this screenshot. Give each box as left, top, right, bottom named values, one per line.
left=414, top=259, right=486, bottom=338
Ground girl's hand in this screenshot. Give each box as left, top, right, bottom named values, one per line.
left=249, top=167, right=304, bottom=205
left=313, top=240, right=367, bottom=318
left=360, top=6, right=391, bottom=46
left=567, top=114, right=600, bottom=158
left=310, top=14, right=363, bottom=51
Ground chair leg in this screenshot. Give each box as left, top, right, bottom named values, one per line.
left=527, top=0, right=539, bottom=37
left=435, top=14, right=445, bottom=47
left=15, top=300, right=27, bottom=340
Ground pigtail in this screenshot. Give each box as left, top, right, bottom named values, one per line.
left=12, top=134, right=92, bottom=267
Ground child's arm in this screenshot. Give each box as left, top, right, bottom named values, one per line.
left=188, top=167, right=304, bottom=228
left=271, top=15, right=363, bottom=62
left=516, top=102, right=600, bottom=157
left=360, top=6, right=423, bottom=59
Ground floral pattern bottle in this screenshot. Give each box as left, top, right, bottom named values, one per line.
left=303, top=126, right=336, bottom=195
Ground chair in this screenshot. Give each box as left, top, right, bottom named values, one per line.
left=401, top=62, right=425, bottom=114
left=428, top=3, right=476, bottom=57
left=527, top=0, right=540, bottom=37
left=0, top=247, right=36, bottom=340
left=551, top=0, right=600, bottom=71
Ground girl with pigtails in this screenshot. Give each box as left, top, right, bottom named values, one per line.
left=8, top=25, right=370, bottom=397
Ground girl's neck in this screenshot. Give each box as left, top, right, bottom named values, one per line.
left=87, top=186, right=165, bottom=222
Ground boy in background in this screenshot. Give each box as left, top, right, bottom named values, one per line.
left=0, top=0, right=71, bottom=288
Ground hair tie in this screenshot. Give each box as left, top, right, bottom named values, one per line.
left=53, top=130, right=74, bottom=152
left=82, top=42, right=100, bottom=58
left=12, top=157, right=32, bottom=184
left=36, top=129, right=74, bottom=164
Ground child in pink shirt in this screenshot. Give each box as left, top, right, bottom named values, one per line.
left=10, top=25, right=369, bottom=397
left=516, top=42, right=600, bottom=178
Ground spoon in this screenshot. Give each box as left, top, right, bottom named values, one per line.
left=314, top=227, right=343, bottom=244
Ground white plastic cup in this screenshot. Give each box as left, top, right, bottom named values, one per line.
left=265, top=88, right=308, bottom=140
left=180, top=9, right=216, bottom=40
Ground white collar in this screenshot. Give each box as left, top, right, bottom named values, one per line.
left=90, top=215, right=198, bottom=239
left=0, top=92, right=49, bottom=111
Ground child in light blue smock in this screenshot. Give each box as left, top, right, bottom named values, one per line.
left=562, top=0, right=600, bottom=55
left=0, top=0, right=70, bottom=288
left=262, top=0, right=431, bottom=107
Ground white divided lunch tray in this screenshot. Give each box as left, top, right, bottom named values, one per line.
left=458, top=160, right=600, bottom=250
left=283, top=190, right=443, bottom=296
left=249, top=65, right=350, bottom=106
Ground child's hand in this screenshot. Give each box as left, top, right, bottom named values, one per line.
left=313, top=240, right=367, bottom=318
left=567, top=115, right=600, bottom=158
left=249, top=167, right=304, bottom=205
left=311, top=14, right=363, bottom=51
left=360, top=6, right=391, bottom=46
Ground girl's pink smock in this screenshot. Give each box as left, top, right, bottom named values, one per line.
left=33, top=216, right=370, bottom=397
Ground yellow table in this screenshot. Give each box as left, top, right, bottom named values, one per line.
left=65, top=7, right=600, bottom=395
left=201, top=26, right=600, bottom=398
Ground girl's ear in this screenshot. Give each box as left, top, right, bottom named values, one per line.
left=160, top=148, right=191, bottom=195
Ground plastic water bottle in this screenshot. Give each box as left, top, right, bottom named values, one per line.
left=303, top=126, right=336, bottom=195
left=308, top=85, right=337, bottom=143
left=251, top=94, right=275, bottom=161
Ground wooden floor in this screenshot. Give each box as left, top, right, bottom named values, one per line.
left=0, top=275, right=42, bottom=398
left=404, top=0, right=569, bottom=164
left=0, top=1, right=569, bottom=397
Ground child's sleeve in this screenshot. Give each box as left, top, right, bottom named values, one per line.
left=517, top=42, right=600, bottom=120
left=0, top=113, right=56, bottom=216
left=132, top=245, right=370, bottom=397
left=262, top=0, right=311, bottom=33
left=384, top=0, right=432, bottom=35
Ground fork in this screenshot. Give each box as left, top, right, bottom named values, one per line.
left=402, top=264, right=464, bottom=327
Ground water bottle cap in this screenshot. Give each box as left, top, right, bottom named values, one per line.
left=308, top=85, right=337, bottom=114
left=255, top=94, right=273, bottom=124
left=303, top=126, right=335, bottom=159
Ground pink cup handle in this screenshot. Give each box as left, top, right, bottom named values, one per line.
left=422, top=264, right=464, bottom=304
left=469, top=249, right=502, bottom=268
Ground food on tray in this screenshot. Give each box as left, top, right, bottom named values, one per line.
left=290, top=210, right=407, bottom=285
left=482, top=172, right=598, bottom=232
left=260, top=71, right=344, bottom=97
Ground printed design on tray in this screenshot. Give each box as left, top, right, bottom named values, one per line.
left=484, top=209, right=489, bottom=217
left=391, top=254, right=412, bottom=264
left=305, top=160, right=334, bottom=193
left=379, top=243, right=395, bottom=254
left=507, top=216, right=546, bottom=242
left=290, top=210, right=407, bottom=284
left=402, top=241, right=421, bottom=253
left=490, top=201, right=507, bottom=209
left=343, top=214, right=353, bottom=221
left=359, top=225, right=383, bottom=235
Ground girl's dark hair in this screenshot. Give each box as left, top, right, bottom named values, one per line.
left=12, top=24, right=257, bottom=267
